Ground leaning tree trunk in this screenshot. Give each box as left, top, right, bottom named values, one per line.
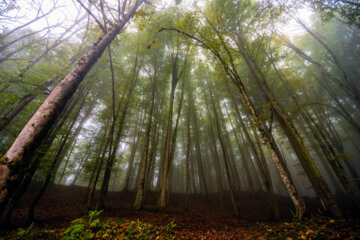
left=0, top=85, right=86, bottom=226
left=27, top=97, right=95, bottom=222
left=0, top=77, right=56, bottom=132
left=272, top=59, right=360, bottom=206
left=241, top=41, right=342, bottom=217
left=228, top=30, right=340, bottom=217
left=0, top=0, right=144, bottom=225
left=217, top=34, right=306, bottom=218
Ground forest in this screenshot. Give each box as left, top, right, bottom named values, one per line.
left=0, top=0, right=359, bottom=239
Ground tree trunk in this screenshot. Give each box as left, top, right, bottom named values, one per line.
left=0, top=1, right=144, bottom=220
left=158, top=53, right=185, bottom=209
left=209, top=87, right=239, bottom=217
left=0, top=86, right=86, bottom=226
left=226, top=87, right=280, bottom=219
left=158, top=86, right=176, bottom=209
left=231, top=32, right=340, bottom=217
left=187, top=86, right=209, bottom=196
left=272, top=59, right=360, bottom=206
left=58, top=139, right=77, bottom=184
left=97, top=53, right=141, bottom=210
left=184, top=102, right=191, bottom=209
left=134, top=73, right=157, bottom=210
left=85, top=119, right=110, bottom=205
left=0, top=77, right=55, bottom=132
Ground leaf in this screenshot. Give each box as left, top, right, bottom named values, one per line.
left=306, top=229, right=315, bottom=235
left=71, top=218, right=84, bottom=224
left=90, top=219, right=100, bottom=228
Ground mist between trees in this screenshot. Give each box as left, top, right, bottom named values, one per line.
left=0, top=0, right=359, bottom=229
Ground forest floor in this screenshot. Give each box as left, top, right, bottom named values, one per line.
left=1, top=184, right=360, bottom=239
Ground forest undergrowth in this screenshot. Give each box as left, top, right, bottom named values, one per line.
left=1, top=184, right=359, bottom=240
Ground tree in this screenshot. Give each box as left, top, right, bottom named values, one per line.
left=0, top=0, right=146, bottom=227
left=308, top=0, right=360, bottom=27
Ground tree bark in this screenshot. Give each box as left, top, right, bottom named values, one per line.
left=158, top=53, right=186, bottom=209
left=0, top=1, right=144, bottom=218
left=134, top=71, right=157, bottom=210
left=226, top=30, right=339, bottom=217
left=209, top=86, right=239, bottom=217
left=58, top=139, right=77, bottom=184
left=97, top=52, right=141, bottom=210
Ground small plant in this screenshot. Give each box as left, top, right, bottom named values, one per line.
left=290, top=209, right=302, bottom=223
left=125, top=219, right=156, bottom=239
left=123, top=219, right=177, bottom=240
left=15, top=222, right=34, bottom=239
left=63, top=210, right=105, bottom=240
left=163, top=220, right=176, bottom=234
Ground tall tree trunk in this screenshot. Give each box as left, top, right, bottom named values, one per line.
left=53, top=99, right=96, bottom=177
left=0, top=1, right=144, bottom=222
left=97, top=53, right=141, bottom=210
left=85, top=119, right=110, bottom=205
left=271, top=59, right=360, bottom=206
left=0, top=77, right=56, bottom=132
left=58, top=139, right=77, bottom=184
left=71, top=151, right=89, bottom=185
left=226, top=87, right=280, bottom=219
left=86, top=126, right=111, bottom=210
left=205, top=24, right=306, bottom=217
left=158, top=86, right=176, bottom=209
left=233, top=33, right=341, bottom=217
left=202, top=94, right=224, bottom=204
left=0, top=86, right=87, bottom=226
left=158, top=53, right=185, bottom=209
left=187, top=84, right=209, bottom=196
left=161, top=23, right=306, bottom=218
left=184, top=102, right=191, bottom=209
left=209, top=86, right=239, bottom=217
left=134, top=72, right=157, bottom=210
left=0, top=19, right=92, bottom=132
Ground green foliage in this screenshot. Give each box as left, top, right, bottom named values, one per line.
left=14, top=223, right=34, bottom=239
left=125, top=219, right=157, bottom=238
left=163, top=220, right=176, bottom=235
left=62, top=212, right=177, bottom=240
left=2, top=216, right=177, bottom=240
left=95, top=219, right=177, bottom=240
left=309, top=0, right=360, bottom=28
left=290, top=209, right=301, bottom=222
left=63, top=210, right=105, bottom=240
left=3, top=223, right=61, bottom=240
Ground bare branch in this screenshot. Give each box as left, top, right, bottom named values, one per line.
left=0, top=2, right=60, bottom=41
left=76, top=0, right=106, bottom=33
